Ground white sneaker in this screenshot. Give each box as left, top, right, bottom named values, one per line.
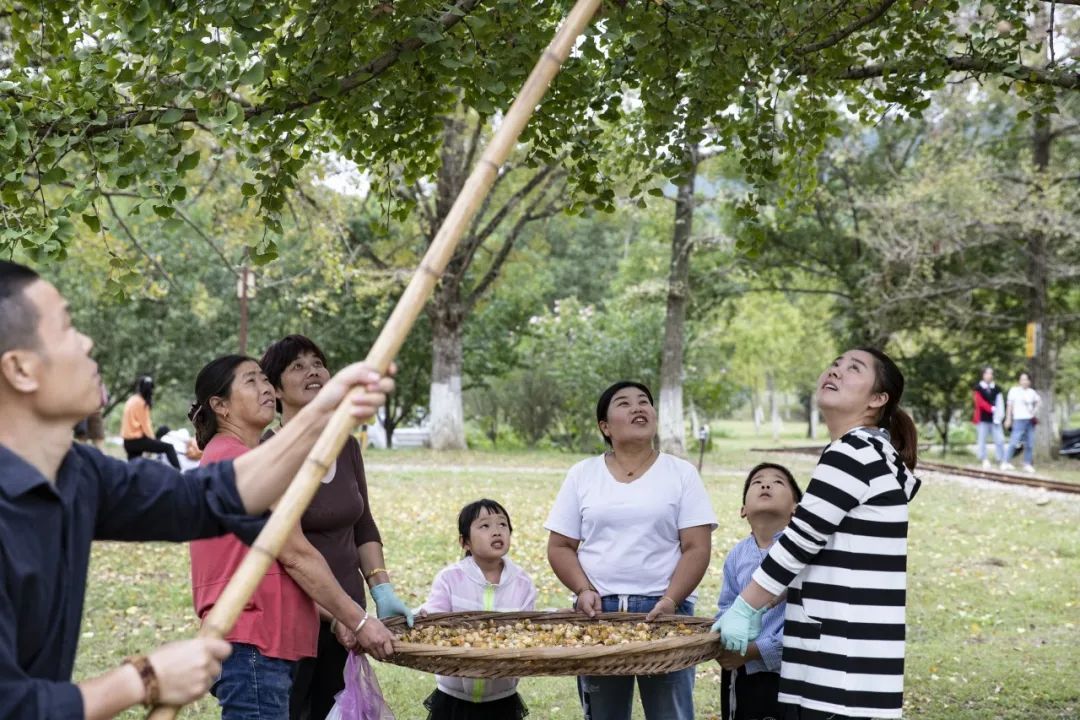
left=1023, top=464, right=1036, bottom=473
left=982, top=459, right=992, bottom=470
left=1000, top=462, right=1015, bottom=471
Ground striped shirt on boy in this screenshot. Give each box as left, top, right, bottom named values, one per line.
left=752, top=427, right=921, bottom=719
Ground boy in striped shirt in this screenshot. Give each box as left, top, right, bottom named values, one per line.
left=718, top=463, right=802, bottom=720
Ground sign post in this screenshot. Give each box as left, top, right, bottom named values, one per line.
left=1025, top=322, right=1040, bottom=359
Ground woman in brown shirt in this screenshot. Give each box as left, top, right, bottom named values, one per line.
left=261, top=335, right=412, bottom=720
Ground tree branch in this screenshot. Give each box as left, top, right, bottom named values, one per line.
left=835, top=55, right=1080, bottom=90
left=344, top=223, right=390, bottom=270
left=795, top=0, right=899, bottom=55
left=58, top=0, right=484, bottom=139
left=452, top=165, right=559, bottom=285
left=102, top=195, right=180, bottom=293
left=465, top=171, right=565, bottom=309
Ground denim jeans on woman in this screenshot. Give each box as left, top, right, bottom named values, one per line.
left=578, top=594, right=696, bottom=720
left=975, top=421, right=1005, bottom=462
left=1005, top=418, right=1036, bottom=466
left=211, top=642, right=295, bottom=720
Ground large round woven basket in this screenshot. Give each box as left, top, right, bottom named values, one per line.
left=381, top=611, right=721, bottom=678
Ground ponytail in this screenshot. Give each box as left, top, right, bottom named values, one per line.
left=188, top=401, right=218, bottom=451
left=858, top=346, right=919, bottom=470
left=885, top=406, right=919, bottom=470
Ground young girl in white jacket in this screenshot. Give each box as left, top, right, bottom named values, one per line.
left=419, top=499, right=538, bottom=720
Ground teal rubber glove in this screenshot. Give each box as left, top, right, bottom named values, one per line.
left=710, top=596, right=768, bottom=655
left=370, top=582, right=414, bottom=627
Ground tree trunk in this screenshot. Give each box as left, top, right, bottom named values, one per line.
left=1026, top=8, right=1059, bottom=461
left=941, top=412, right=950, bottom=457
left=767, top=372, right=782, bottom=441
left=752, top=391, right=763, bottom=435
left=381, top=409, right=397, bottom=449
left=1029, top=107, right=1059, bottom=461
left=428, top=296, right=467, bottom=450
left=806, top=392, right=819, bottom=440
left=658, top=147, right=698, bottom=456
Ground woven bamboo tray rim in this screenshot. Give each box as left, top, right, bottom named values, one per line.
left=382, top=610, right=721, bottom=663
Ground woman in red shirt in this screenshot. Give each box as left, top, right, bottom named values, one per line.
left=187, top=355, right=395, bottom=720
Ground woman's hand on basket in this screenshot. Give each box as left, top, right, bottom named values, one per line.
left=575, top=589, right=602, bottom=617
left=332, top=618, right=359, bottom=651
left=355, top=616, right=395, bottom=661
left=645, top=595, right=677, bottom=622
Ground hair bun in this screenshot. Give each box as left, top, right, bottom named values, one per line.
left=187, top=402, right=203, bottom=422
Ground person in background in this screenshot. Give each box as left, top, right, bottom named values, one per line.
left=971, top=366, right=1005, bottom=470
left=161, top=426, right=203, bottom=472
left=260, top=334, right=413, bottom=720
left=121, top=375, right=181, bottom=469
left=1002, top=370, right=1041, bottom=473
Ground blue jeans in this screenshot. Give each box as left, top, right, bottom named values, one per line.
left=211, top=642, right=295, bottom=720
left=1005, top=418, right=1036, bottom=465
left=975, top=421, right=1005, bottom=462
left=578, top=595, right=696, bottom=720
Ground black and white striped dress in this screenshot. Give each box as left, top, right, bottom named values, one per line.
left=752, top=427, right=921, bottom=719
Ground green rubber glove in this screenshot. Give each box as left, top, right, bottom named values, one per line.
left=370, top=582, right=414, bottom=627
left=710, top=596, right=768, bottom=655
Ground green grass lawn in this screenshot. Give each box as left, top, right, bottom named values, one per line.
left=75, top=435, right=1080, bottom=719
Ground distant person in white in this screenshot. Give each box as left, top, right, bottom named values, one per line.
left=1001, top=371, right=1041, bottom=473
left=161, top=427, right=202, bottom=471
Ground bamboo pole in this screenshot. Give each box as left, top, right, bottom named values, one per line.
left=148, top=1, right=601, bottom=717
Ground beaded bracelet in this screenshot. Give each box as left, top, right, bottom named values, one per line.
left=123, top=654, right=160, bottom=708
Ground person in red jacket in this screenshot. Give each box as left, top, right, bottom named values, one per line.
left=972, top=366, right=1005, bottom=469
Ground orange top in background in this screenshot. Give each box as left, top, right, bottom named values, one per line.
left=120, top=394, right=153, bottom=439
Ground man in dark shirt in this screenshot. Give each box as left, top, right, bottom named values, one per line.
left=0, top=261, right=394, bottom=719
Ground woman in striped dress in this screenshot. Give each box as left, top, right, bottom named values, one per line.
left=714, top=348, right=921, bottom=720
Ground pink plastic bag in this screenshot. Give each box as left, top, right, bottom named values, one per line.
left=325, top=652, right=395, bottom=720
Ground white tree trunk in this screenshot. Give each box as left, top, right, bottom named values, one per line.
left=767, top=373, right=782, bottom=441
left=688, top=398, right=700, bottom=439
left=809, top=393, right=820, bottom=440
left=657, top=147, right=697, bottom=457
left=659, top=384, right=685, bottom=456
left=752, top=392, right=763, bottom=435
left=429, top=316, right=467, bottom=450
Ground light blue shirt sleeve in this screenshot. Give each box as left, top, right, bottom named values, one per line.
left=717, top=550, right=740, bottom=617
left=754, top=606, right=785, bottom=672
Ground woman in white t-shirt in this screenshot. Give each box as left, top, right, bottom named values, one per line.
left=545, top=380, right=718, bottom=720
left=1002, top=371, right=1041, bottom=473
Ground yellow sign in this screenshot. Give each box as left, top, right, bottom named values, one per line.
left=1025, top=322, right=1040, bottom=358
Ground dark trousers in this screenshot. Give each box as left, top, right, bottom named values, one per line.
left=721, top=667, right=782, bottom=720
left=124, top=436, right=180, bottom=469
left=782, top=705, right=872, bottom=720
left=290, top=620, right=347, bottom=720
